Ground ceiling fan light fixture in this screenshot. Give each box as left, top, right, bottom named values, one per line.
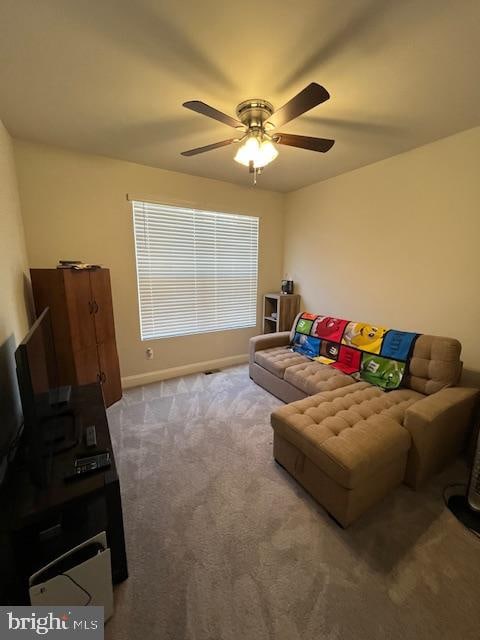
left=234, top=135, right=278, bottom=169
left=259, top=138, right=279, bottom=166
left=234, top=136, right=259, bottom=167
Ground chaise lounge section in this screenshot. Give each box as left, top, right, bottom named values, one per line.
left=250, top=318, right=479, bottom=526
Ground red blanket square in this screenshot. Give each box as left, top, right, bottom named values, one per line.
left=331, top=345, right=362, bottom=374
left=313, top=317, right=349, bottom=342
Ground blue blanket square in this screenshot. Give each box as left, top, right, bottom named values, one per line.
left=292, top=333, right=321, bottom=359
left=380, top=330, right=418, bottom=361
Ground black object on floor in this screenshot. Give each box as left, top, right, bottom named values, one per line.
left=447, top=494, right=480, bottom=535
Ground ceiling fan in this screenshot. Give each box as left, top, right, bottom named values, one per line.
left=181, top=82, right=335, bottom=183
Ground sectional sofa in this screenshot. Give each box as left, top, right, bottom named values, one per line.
left=249, top=316, right=479, bottom=526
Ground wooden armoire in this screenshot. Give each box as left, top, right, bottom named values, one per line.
left=30, top=268, right=122, bottom=407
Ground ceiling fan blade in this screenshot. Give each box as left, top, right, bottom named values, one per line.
left=181, top=139, right=236, bottom=157
left=270, top=83, right=330, bottom=128
left=183, top=100, right=243, bottom=128
left=274, top=133, right=335, bottom=153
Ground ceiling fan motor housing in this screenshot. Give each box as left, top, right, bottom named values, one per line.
left=236, top=99, right=274, bottom=129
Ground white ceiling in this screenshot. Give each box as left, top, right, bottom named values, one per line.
left=1, top=0, right=479, bottom=192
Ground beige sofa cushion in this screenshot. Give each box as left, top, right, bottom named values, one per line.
left=404, top=334, right=462, bottom=395
left=271, top=383, right=423, bottom=489
left=284, top=361, right=356, bottom=395
left=254, top=346, right=309, bottom=378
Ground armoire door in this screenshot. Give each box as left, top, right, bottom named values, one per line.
left=90, top=269, right=116, bottom=344
left=30, top=269, right=77, bottom=384
left=63, top=270, right=97, bottom=351
left=97, top=341, right=122, bottom=407
left=74, top=345, right=100, bottom=386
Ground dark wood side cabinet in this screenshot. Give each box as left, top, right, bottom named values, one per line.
left=30, top=268, right=122, bottom=407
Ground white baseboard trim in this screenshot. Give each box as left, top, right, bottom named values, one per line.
left=121, top=353, right=249, bottom=389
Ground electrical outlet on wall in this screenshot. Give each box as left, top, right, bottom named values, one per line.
left=146, top=348, right=154, bottom=360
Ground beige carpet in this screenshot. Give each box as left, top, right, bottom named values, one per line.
left=105, top=364, right=480, bottom=640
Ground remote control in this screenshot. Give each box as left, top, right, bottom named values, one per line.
left=64, top=451, right=111, bottom=482
left=467, top=430, right=480, bottom=512
left=85, top=424, right=97, bottom=448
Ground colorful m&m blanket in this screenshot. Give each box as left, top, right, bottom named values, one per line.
left=292, top=313, right=419, bottom=390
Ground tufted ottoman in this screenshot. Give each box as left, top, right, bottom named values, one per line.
left=271, top=382, right=424, bottom=526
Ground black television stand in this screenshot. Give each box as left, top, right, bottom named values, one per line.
left=0, top=383, right=128, bottom=604
left=40, top=410, right=81, bottom=456
left=48, top=384, right=72, bottom=408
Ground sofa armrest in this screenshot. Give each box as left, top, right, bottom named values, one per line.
left=249, top=332, right=291, bottom=363
left=403, top=387, right=479, bottom=488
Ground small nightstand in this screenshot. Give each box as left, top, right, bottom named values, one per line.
left=263, top=293, right=300, bottom=333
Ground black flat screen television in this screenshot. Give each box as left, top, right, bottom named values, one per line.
left=15, top=308, right=80, bottom=486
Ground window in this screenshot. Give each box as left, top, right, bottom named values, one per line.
left=132, top=201, right=259, bottom=340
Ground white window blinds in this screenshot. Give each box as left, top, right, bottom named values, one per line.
left=132, top=201, right=259, bottom=340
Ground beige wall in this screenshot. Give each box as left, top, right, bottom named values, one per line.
left=14, top=141, right=284, bottom=382
left=283, top=126, right=480, bottom=384
left=0, top=119, right=30, bottom=463
left=12, top=128, right=480, bottom=386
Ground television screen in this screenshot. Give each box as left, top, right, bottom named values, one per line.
left=15, top=308, right=78, bottom=486
left=0, top=334, right=25, bottom=484
left=15, top=308, right=58, bottom=432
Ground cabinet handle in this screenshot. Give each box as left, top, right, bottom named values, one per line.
left=101, top=372, right=106, bottom=383
left=88, top=301, right=93, bottom=314
left=93, top=300, right=99, bottom=314
left=96, top=373, right=102, bottom=383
